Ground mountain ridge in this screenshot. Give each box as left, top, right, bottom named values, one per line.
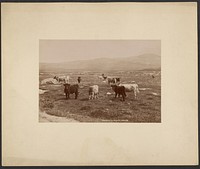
left=40, top=53, right=161, bottom=71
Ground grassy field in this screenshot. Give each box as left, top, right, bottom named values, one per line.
left=39, top=70, right=161, bottom=122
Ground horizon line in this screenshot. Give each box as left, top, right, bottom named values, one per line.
left=39, top=53, right=161, bottom=64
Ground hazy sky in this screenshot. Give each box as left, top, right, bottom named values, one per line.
left=39, top=40, right=161, bottom=63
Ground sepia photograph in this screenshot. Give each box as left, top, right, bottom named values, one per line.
left=39, top=40, right=161, bottom=122
left=2, top=2, right=197, bottom=166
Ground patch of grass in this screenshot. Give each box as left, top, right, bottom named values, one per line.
left=80, top=106, right=91, bottom=111
left=89, top=109, right=105, bottom=118
left=39, top=99, right=54, bottom=110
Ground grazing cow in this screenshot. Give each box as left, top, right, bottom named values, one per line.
left=102, top=74, right=107, bottom=80
left=89, top=85, right=99, bottom=100
left=54, top=75, right=70, bottom=84
left=111, top=84, right=126, bottom=101
left=119, top=83, right=139, bottom=99
left=63, top=84, right=79, bottom=99
left=107, top=77, right=120, bottom=84
left=98, top=74, right=107, bottom=80
left=107, top=77, right=114, bottom=84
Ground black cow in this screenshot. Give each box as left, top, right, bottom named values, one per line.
left=77, top=77, right=81, bottom=83
left=63, top=84, right=79, bottom=99
left=111, top=84, right=126, bottom=101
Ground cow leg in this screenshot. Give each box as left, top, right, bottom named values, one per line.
left=124, top=92, right=127, bottom=97
left=77, top=91, right=79, bottom=99
left=95, top=93, right=98, bottom=99
left=115, top=93, right=117, bottom=98
left=121, top=93, right=125, bottom=101
left=122, top=94, right=125, bottom=101
left=89, top=91, right=91, bottom=100
left=75, top=92, right=78, bottom=99
left=134, top=91, right=137, bottom=100
left=66, top=93, right=69, bottom=99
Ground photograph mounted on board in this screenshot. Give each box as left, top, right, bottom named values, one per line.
left=39, top=40, right=161, bottom=122
left=2, top=2, right=198, bottom=166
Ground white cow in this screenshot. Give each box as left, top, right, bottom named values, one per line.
left=41, top=78, right=59, bottom=85
left=106, top=77, right=120, bottom=85
left=98, top=76, right=104, bottom=80
left=65, top=76, right=70, bottom=83
left=54, top=75, right=70, bottom=84
left=119, top=83, right=140, bottom=99
left=88, top=85, right=99, bottom=100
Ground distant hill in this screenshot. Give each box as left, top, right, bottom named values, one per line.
left=40, top=54, right=161, bottom=71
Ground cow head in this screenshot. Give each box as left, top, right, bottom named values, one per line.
left=77, top=77, right=81, bottom=81
left=110, top=84, right=117, bottom=90
left=63, top=83, right=70, bottom=91
left=54, top=76, right=59, bottom=81
left=116, top=78, right=120, bottom=82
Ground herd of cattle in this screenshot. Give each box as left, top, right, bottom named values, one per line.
left=41, top=74, right=140, bottom=101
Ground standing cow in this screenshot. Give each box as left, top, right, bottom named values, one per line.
left=88, top=85, right=99, bottom=100
left=119, top=83, right=139, bottom=99
left=77, top=76, right=81, bottom=83
left=54, top=75, right=70, bottom=84
left=98, top=76, right=104, bottom=80
left=111, top=84, right=126, bottom=101
left=107, top=77, right=120, bottom=85
left=63, top=84, right=79, bottom=99
left=102, top=74, right=107, bottom=80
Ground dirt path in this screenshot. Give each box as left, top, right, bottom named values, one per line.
left=39, top=111, right=79, bottom=122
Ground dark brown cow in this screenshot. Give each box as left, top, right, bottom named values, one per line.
left=63, top=84, right=79, bottom=99
left=111, top=84, right=126, bottom=101
left=77, top=77, right=81, bottom=83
